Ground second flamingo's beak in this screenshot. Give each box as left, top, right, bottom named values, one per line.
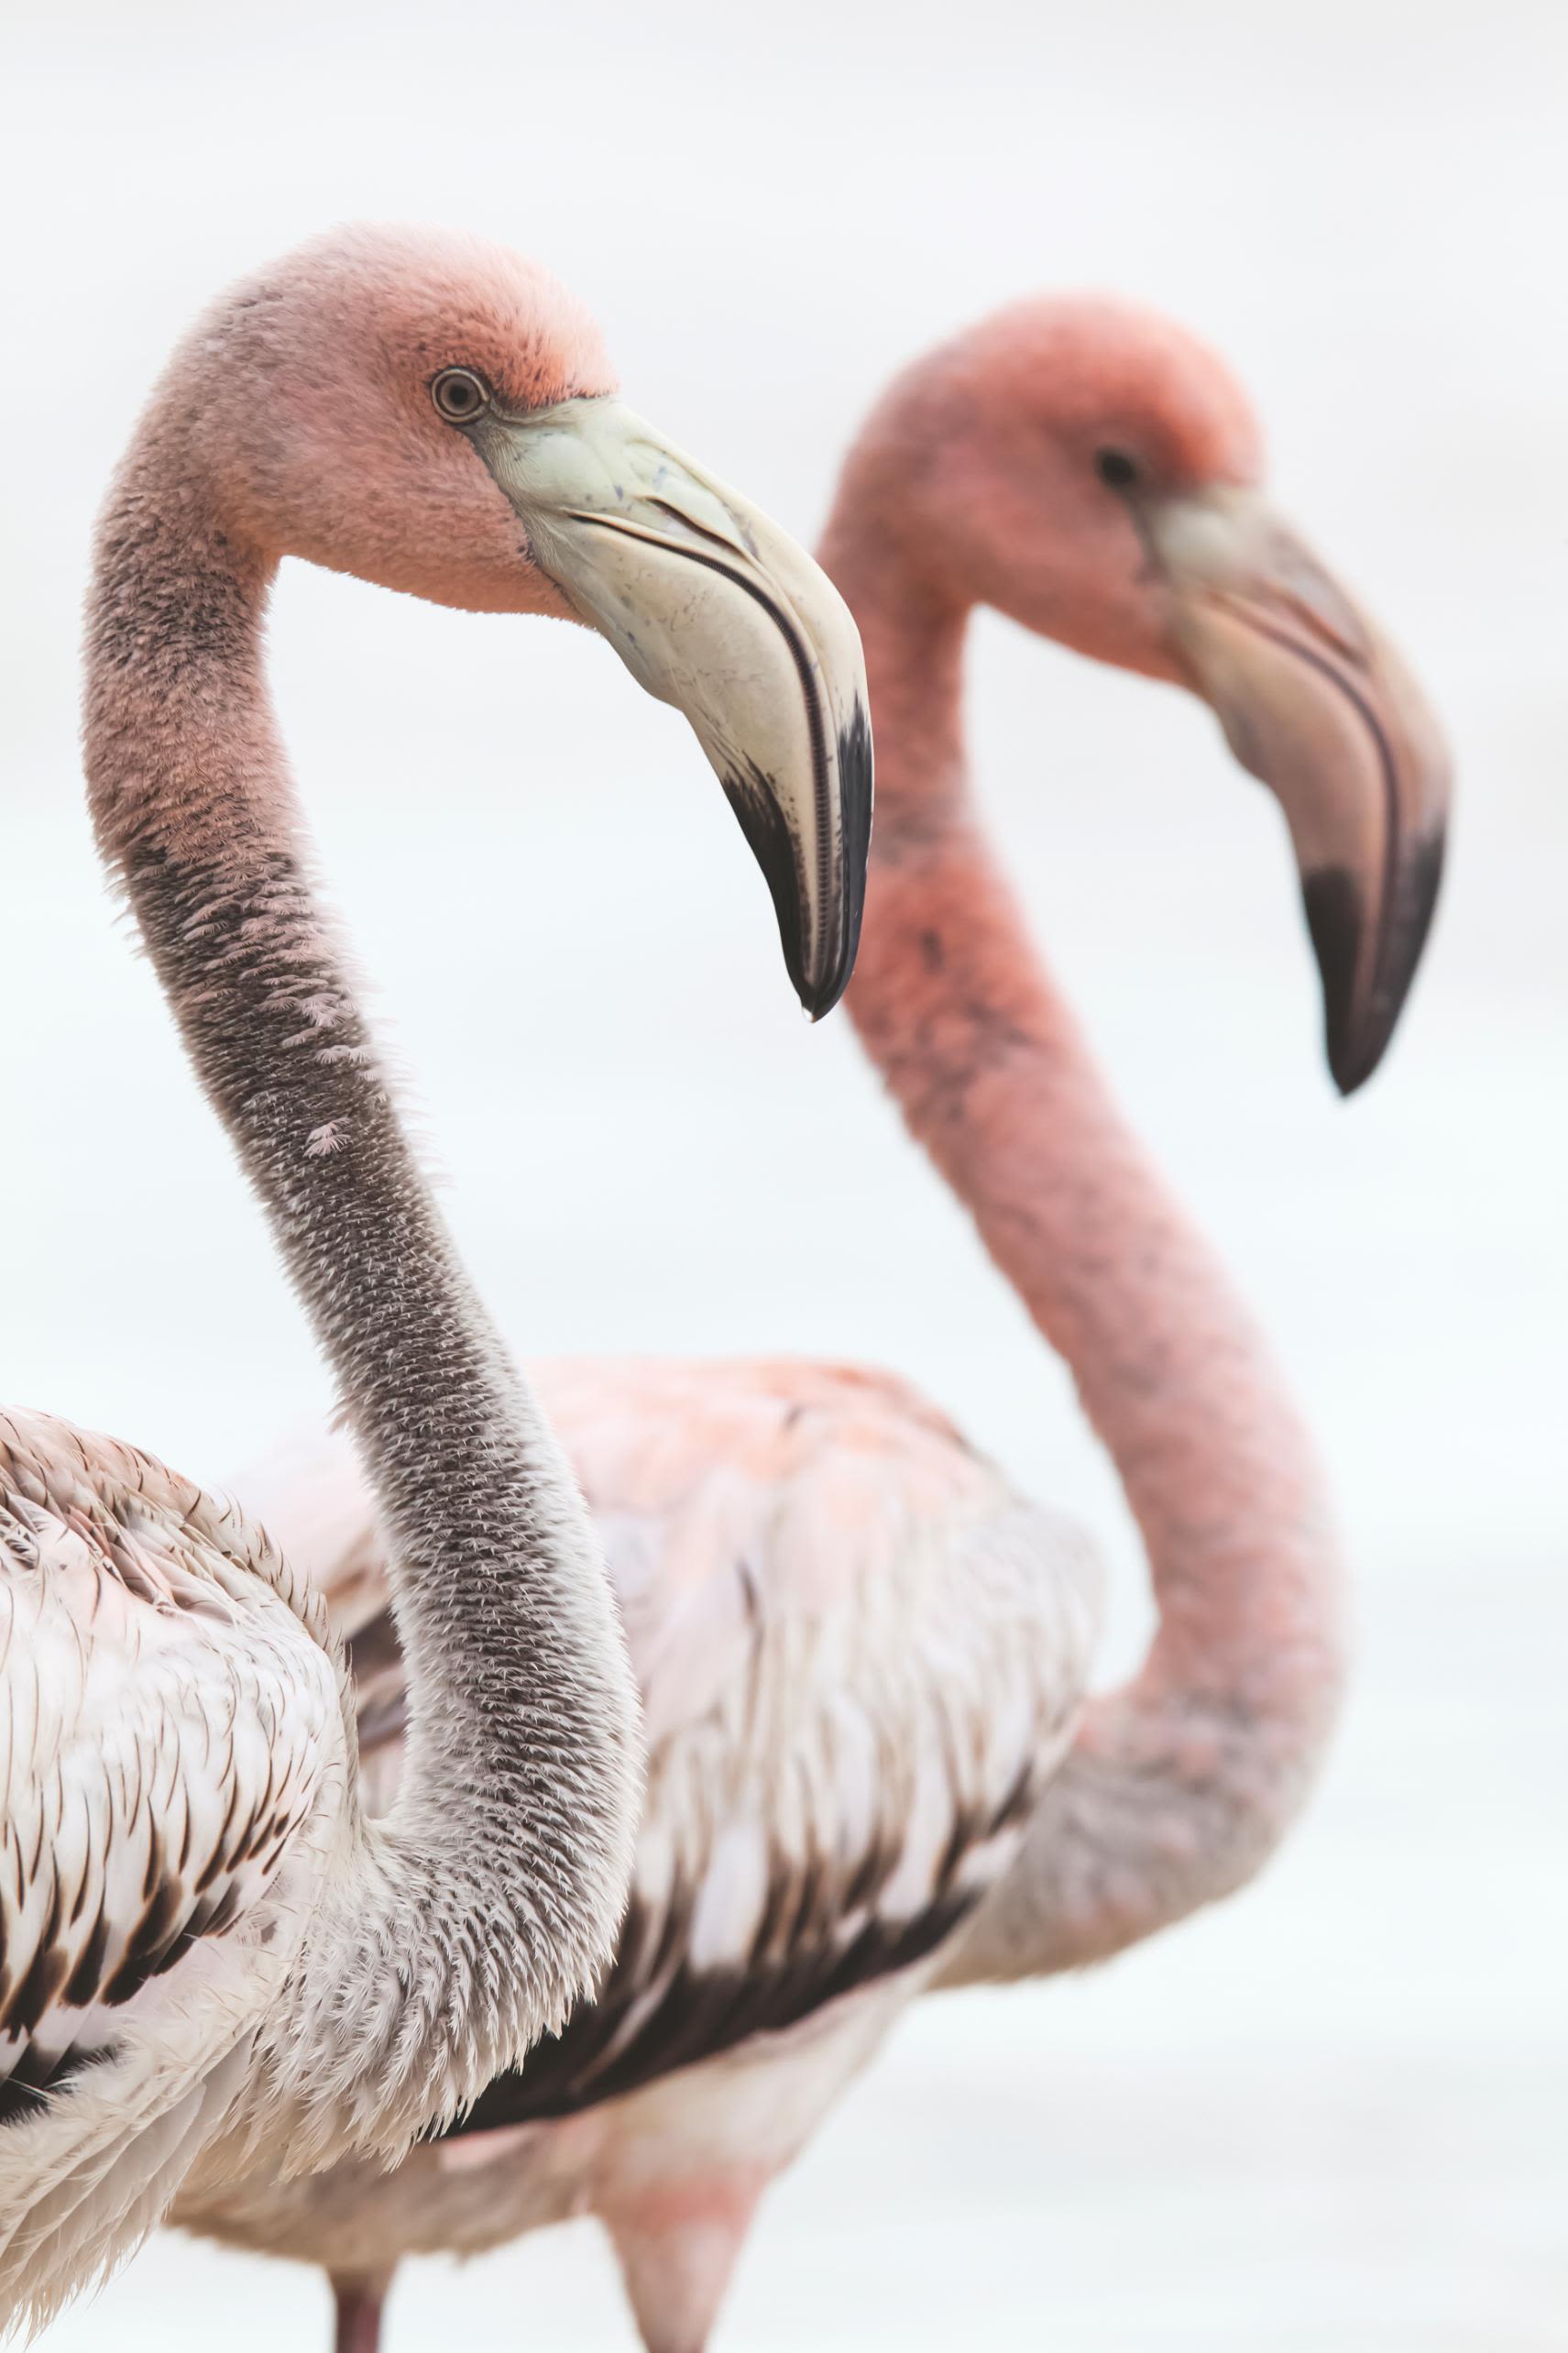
left=471, top=396, right=872, bottom=1020
left=1143, top=488, right=1450, bottom=1093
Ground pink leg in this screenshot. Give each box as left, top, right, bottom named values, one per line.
left=604, top=2175, right=765, bottom=2353
left=331, top=2269, right=393, bottom=2353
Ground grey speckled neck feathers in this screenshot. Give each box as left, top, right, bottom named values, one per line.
left=82, top=455, right=640, bottom=2168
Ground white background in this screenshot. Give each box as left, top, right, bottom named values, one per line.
left=5, top=2, right=1565, bottom=2346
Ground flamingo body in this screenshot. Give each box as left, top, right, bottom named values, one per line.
left=180, top=1360, right=1100, bottom=2340
left=0, top=1411, right=350, bottom=2315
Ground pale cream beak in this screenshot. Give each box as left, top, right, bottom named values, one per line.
left=1144, top=487, right=1450, bottom=1093
left=473, top=396, right=872, bottom=1020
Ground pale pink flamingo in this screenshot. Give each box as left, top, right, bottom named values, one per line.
left=0, top=223, right=872, bottom=2331
left=174, top=297, right=1449, bottom=2353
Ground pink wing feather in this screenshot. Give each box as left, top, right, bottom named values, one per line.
left=232, top=1358, right=1102, bottom=2121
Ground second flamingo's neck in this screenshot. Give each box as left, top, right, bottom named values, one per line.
left=826, top=526, right=1346, bottom=1977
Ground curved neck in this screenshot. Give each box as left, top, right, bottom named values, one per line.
left=824, top=518, right=1345, bottom=1977
left=83, top=437, right=636, bottom=2153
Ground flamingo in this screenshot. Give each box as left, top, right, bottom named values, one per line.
left=0, top=222, right=872, bottom=2332
left=174, top=296, right=1450, bottom=2353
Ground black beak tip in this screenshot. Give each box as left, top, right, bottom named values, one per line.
left=1326, top=1031, right=1382, bottom=1099
left=797, top=965, right=850, bottom=1024
left=1301, top=864, right=1368, bottom=1090
left=810, top=699, right=874, bottom=1022
left=718, top=701, right=873, bottom=1026
left=790, top=901, right=858, bottom=1021
left=1306, top=867, right=1396, bottom=1096
left=1305, top=827, right=1445, bottom=1097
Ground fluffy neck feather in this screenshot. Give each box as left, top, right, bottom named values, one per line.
left=822, top=520, right=1346, bottom=1981
left=82, top=423, right=639, bottom=2161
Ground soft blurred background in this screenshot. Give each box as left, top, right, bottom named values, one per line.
left=4, top=1, right=1564, bottom=2345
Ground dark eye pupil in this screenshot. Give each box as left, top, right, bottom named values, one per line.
left=1095, top=448, right=1138, bottom=489
left=434, top=370, right=486, bottom=420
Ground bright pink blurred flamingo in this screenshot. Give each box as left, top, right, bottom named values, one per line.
left=0, top=222, right=873, bottom=2331
left=177, top=298, right=1449, bottom=2353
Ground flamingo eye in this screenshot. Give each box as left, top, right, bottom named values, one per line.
left=1094, top=448, right=1139, bottom=489
left=431, top=368, right=491, bottom=424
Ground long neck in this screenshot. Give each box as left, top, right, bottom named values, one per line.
left=824, top=520, right=1346, bottom=1980
left=83, top=439, right=638, bottom=2157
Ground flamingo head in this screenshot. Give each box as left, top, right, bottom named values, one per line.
left=841, top=297, right=1449, bottom=1091
left=148, top=224, right=872, bottom=1019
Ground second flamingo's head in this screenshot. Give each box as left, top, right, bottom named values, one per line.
left=829, top=298, right=1449, bottom=1091
left=117, top=225, right=872, bottom=1018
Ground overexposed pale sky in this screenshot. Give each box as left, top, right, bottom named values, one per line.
left=5, top=2, right=1566, bottom=2346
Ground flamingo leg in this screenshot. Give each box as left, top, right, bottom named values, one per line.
left=604, top=2178, right=763, bottom=2353
left=330, top=2269, right=393, bottom=2353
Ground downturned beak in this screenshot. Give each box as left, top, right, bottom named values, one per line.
left=473, top=396, right=872, bottom=1020
left=1144, top=488, right=1450, bottom=1093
